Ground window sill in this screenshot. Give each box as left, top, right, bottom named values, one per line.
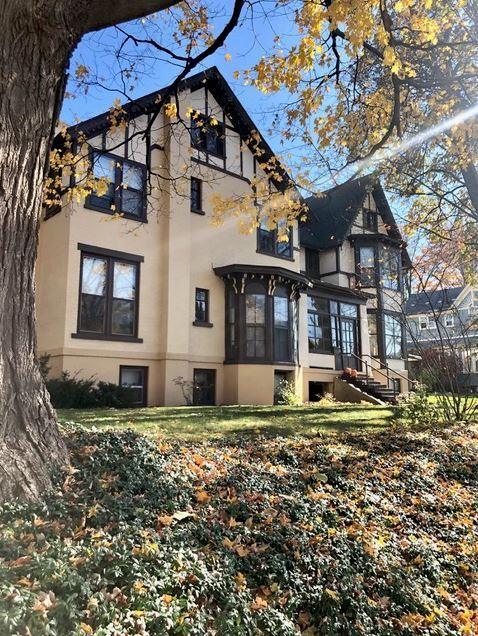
left=192, top=321, right=213, bottom=328
left=84, top=201, right=148, bottom=224
left=191, top=208, right=206, bottom=216
left=72, top=332, right=143, bottom=343
left=256, top=249, right=294, bottom=262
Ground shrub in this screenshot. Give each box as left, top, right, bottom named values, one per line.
left=275, top=379, right=302, bottom=406
left=394, top=389, right=441, bottom=427
left=46, top=371, right=137, bottom=409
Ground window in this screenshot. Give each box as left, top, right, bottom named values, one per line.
left=193, top=369, right=216, bottom=406
left=307, top=297, right=332, bottom=353
left=381, top=247, right=400, bottom=290
left=357, top=246, right=375, bottom=286
left=274, top=287, right=291, bottom=361
left=245, top=284, right=266, bottom=358
left=194, top=288, right=210, bottom=325
left=258, top=217, right=292, bottom=259
left=305, top=248, right=320, bottom=278
left=77, top=248, right=141, bottom=340
left=119, top=366, right=148, bottom=407
left=226, top=286, right=237, bottom=359
left=368, top=313, right=379, bottom=357
left=444, top=314, right=454, bottom=328
left=384, top=313, right=402, bottom=359
left=88, top=151, right=146, bottom=220
left=191, top=114, right=225, bottom=158
left=191, top=177, right=203, bottom=213
left=363, top=209, right=378, bottom=232
left=419, top=316, right=429, bottom=330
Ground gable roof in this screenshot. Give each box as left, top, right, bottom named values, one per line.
left=300, top=175, right=406, bottom=253
left=405, top=286, right=464, bottom=315
left=67, top=66, right=291, bottom=190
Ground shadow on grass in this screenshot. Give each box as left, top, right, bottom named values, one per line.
left=58, top=403, right=396, bottom=440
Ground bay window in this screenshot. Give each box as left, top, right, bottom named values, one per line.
left=381, top=247, right=400, bottom=290
left=245, top=283, right=266, bottom=358
left=307, top=297, right=332, bottom=353
left=274, top=287, right=291, bottom=361
left=384, top=313, right=403, bottom=359
left=357, top=246, right=375, bottom=286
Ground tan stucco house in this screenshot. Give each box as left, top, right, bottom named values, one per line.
left=36, top=67, right=411, bottom=407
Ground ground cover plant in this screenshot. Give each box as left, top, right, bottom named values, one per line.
left=1, top=422, right=477, bottom=635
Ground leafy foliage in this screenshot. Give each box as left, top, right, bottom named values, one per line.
left=275, top=380, right=302, bottom=407
left=1, top=425, right=477, bottom=634
left=46, top=371, right=137, bottom=409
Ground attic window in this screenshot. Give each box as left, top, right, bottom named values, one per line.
left=190, top=113, right=225, bottom=158
left=363, top=192, right=378, bottom=231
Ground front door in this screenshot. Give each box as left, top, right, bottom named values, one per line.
left=193, top=369, right=216, bottom=406
left=340, top=317, right=358, bottom=369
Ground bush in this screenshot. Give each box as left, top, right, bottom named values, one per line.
left=394, top=389, right=441, bottom=427
left=46, top=371, right=137, bottom=409
left=274, top=379, right=302, bottom=406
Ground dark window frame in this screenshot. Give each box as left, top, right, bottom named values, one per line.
left=86, top=149, right=147, bottom=222
left=119, top=365, right=148, bottom=407
left=307, top=296, right=333, bottom=354
left=383, top=312, right=403, bottom=359
left=257, top=223, right=293, bottom=261
left=190, top=114, right=226, bottom=159
left=73, top=244, right=143, bottom=342
left=193, top=288, right=213, bottom=327
left=193, top=368, right=216, bottom=406
left=356, top=245, right=376, bottom=287
left=190, top=177, right=204, bottom=214
left=305, top=248, right=320, bottom=278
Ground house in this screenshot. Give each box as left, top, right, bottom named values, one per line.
left=406, top=285, right=478, bottom=377
left=36, top=66, right=411, bottom=407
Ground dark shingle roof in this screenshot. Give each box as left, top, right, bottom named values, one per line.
left=300, top=176, right=374, bottom=250
left=405, top=287, right=464, bottom=315
left=300, top=175, right=406, bottom=249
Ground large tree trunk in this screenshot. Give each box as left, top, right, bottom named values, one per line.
left=0, top=1, right=84, bottom=500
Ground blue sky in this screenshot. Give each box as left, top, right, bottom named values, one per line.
left=61, top=6, right=292, bottom=153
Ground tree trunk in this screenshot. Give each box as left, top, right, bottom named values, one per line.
left=0, top=1, right=85, bottom=500
left=461, top=163, right=478, bottom=220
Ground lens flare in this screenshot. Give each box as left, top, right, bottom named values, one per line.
left=349, top=101, right=478, bottom=177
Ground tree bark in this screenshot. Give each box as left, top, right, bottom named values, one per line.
left=461, top=163, right=478, bottom=220
left=0, top=0, right=179, bottom=501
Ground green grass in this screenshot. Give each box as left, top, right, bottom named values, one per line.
left=57, top=402, right=395, bottom=439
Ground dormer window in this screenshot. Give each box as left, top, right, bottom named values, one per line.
left=87, top=150, right=146, bottom=221
left=190, top=113, right=225, bottom=158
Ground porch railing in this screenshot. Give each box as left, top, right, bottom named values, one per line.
left=339, top=351, right=414, bottom=400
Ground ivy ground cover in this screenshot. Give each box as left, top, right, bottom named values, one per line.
left=1, top=425, right=477, bottom=635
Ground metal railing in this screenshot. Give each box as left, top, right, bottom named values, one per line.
left=339, top=351, right=413, bottom=400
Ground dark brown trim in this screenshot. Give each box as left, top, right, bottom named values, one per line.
left=119, top=365, right=149, bottom=407
left=77, top=243, right=144, bottom=262
left=193, top=321, right=214, bottom=328
left=75, top=245, right=143, bottom=341
left=72, top=332, right=143, bottom=343
left=191, top=156, right=250, bottom=183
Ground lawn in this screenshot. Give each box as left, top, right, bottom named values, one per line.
left=57, top=403, right=395, bottom=439
left=1, top=421, right=477, bottom=634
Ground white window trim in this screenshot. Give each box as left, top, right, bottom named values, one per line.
left=419, top=315, right=429, bottom=330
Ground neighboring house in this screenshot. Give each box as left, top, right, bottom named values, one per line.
left=36, top=66, right=411, bottom=407
left=406, top=285, right=478, bottom=375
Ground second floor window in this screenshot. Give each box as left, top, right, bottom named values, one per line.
left=191, top=114, right=225, bottom=158
left=258, top=218, right=292, bottom=259
left=78, top=250, right=140, bottom=339
left=88, top=151, right=146, bottom=220
left=191, top=178, right=203, bottom=213
left=381, top=247, right=400, bottom=290
left=419, top=316, right=428, bottom=330
left=357, top=246, right=375, bottom=286
left=305, top=248, right=320, bottom=278
left=194, top=288, right=209, bottom=324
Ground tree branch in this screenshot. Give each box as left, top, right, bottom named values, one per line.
left=83, top=0, right=181, bottom=34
